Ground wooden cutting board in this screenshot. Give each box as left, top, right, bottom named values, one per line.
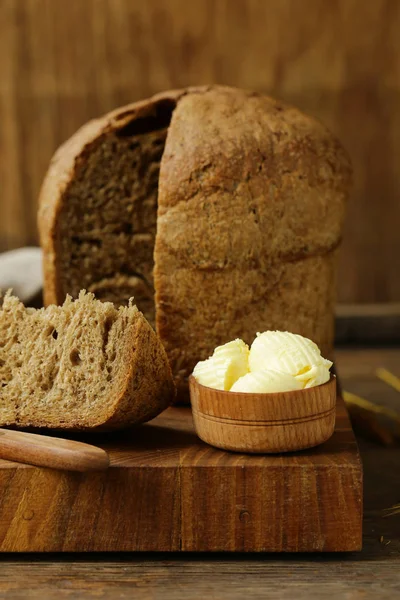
left=0, top=393, right=362, bottom=552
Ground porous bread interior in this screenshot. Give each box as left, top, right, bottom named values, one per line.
left=0, top=290, right=138, bottom=428
left=57, top=100, right=175, bottom=327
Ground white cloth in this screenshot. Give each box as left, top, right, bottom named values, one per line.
left=0, top=247, right=43, bottom=303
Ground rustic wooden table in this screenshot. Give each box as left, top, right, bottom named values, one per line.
left=0, top=347, right=399, bottom=599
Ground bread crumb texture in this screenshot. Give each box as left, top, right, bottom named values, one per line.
left=0, top=291, right=175, bottom=430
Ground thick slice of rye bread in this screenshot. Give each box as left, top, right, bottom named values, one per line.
left=0, top=291, right=175, bottom=430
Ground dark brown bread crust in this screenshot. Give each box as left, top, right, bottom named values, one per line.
left=154, top=87, right=351, bottom=398
left=101, top=310, right=175, bottom=430
left=38, top=86, right=352, bottom=402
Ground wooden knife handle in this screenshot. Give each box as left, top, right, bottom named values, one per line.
left=0, top=428, right=109, bottom=471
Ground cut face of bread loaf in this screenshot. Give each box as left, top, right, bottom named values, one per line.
left=39, top=94, right=180, bottom=330
left=38, top=86, right=352, bottom=400
left=0, top=291, right=174, bottom=430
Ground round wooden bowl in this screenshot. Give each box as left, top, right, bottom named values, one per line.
left=189, top=375, right=337, bottom=453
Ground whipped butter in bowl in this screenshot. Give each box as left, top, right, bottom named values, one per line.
left=189, top=331, right=336, bottom=454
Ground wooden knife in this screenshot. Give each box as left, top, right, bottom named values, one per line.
left=0, top=428, right=109, bottom=471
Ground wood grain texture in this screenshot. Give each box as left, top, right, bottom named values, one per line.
left=336, top=303, right=400, bottom=344
left=0, top=428, right=109, bottom=471
left=189, top=375, right=337, bottom=453
left=0, top=347, right=397, bottom=599
left=1, top=555, right=399, bottom=600
left=0, top=0, right=400, bottom=303
left=0, top=392, right=362, bottom=553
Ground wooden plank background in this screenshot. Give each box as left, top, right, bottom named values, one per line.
left=0, top=0, right=399, bottom=304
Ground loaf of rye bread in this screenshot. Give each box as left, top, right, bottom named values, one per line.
left=38, top=86, right=352, bottom=400
left=0, top=291, right=174, bottom=429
